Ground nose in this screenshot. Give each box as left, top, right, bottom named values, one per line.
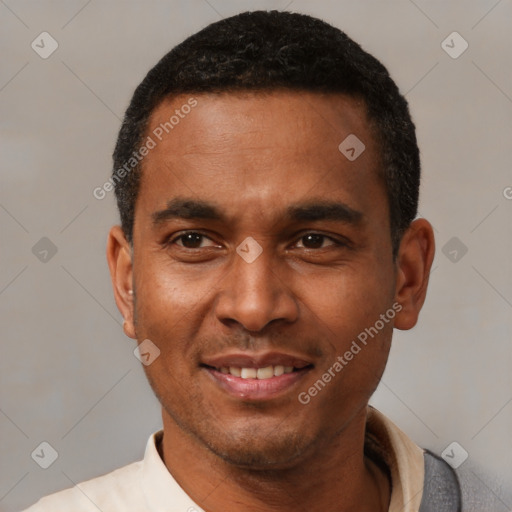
left=214, top=241, right=299, bottom=332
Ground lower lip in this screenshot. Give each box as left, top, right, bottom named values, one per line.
left=204, top=367, right=311, bottom=401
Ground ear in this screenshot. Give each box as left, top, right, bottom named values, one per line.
left=393, top=218, right=435, bottom=330
left=106, top=225, right=136, bottom=339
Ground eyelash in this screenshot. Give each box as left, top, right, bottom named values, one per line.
left=165, top=231, right=347, bottom=250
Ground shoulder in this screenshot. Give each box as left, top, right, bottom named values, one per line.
left=21, top=460, right=145, bottom=512
left=419, top=450, right=462, bottom=512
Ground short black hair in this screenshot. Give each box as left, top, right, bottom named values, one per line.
left=112, top=10, right=420, bottom=256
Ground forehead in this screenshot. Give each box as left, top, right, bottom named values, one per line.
left=136, top=91, right=384, bottom=225
left=146, top=90, right=375, bottom=157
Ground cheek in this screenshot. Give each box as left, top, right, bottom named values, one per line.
left=135, top=253, right=214, bottom=316
left=303, top=265, right=394, bottom=332
left=307, top=282, right=394, bottom=404
left=300, top=268, right=395, bottom=398
left=132, top=264, right=209, bottom=359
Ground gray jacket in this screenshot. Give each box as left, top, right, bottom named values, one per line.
left=419, top=451, right=461, bottom=512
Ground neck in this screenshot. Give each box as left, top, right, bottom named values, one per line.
left=159, top=407, right=390, bottom=512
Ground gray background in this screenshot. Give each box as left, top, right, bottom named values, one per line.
left=1, top=0, right=511, bottom=511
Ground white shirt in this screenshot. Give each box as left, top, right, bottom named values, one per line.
left=22, top=407, right=425, bottom=512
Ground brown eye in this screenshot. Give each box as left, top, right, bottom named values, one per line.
left=171, top=232, right=216, bottom=249
left=296, top=233, right=338, bottom=249
left=178, top=233, right=203, bottom=248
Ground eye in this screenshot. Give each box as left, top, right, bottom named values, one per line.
left=169, top=232, right=217, bottom=249
left=294, top=233, right=342, bottom=249
left=166, top=231, right=346, bottom=251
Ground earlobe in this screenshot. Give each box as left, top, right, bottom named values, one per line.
left=106, top=226, right=137, bottom=339
left=393, top=219, right=435, bottom=331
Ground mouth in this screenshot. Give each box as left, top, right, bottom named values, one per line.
left=204, top=364, right=307, bottom=379
left=200, top=352, right=314, bottom=401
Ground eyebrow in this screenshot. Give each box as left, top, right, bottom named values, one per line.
left=151, top=197, right=364, bottom=226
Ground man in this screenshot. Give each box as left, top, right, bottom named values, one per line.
left=24, top=10, right=462, bottom=512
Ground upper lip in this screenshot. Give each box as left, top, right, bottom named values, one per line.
left=202, top=351, right=314, bottom=369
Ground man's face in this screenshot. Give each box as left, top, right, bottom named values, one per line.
left=128, top=91, right=398, bottom=468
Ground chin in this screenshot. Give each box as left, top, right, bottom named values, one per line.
left=198, top=422, right=314, bottom=470
left=157, top=385, right=321, bottom=470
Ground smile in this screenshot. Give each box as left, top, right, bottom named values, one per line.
left=216, top=365, right=296, bottom=379
left=201, top=355, right=314, bottom=400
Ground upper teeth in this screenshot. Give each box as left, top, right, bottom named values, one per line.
left=219, top=365, right=294, bottom=379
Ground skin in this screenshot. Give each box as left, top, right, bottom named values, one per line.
left=107, top=91, right=435, bottom=512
